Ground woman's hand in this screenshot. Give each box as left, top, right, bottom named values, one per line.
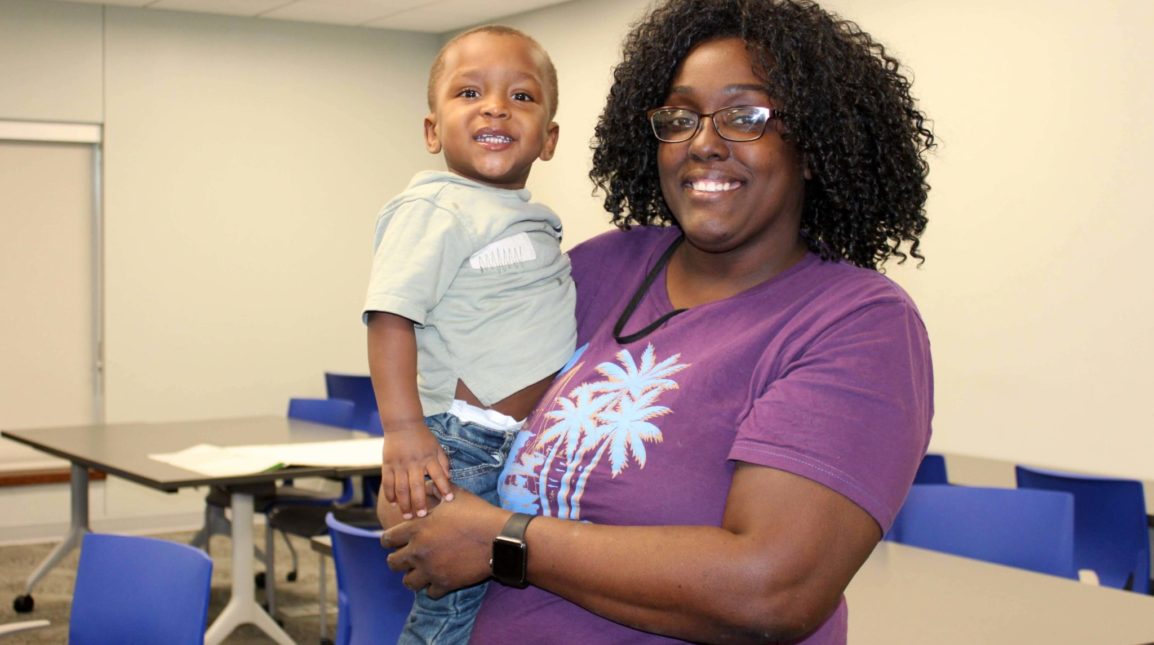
left=381, top=486, right=510, bottom=598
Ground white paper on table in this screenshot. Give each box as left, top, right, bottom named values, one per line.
left=229, top=438, right=383, bottom=468
left=149, top=444, right=286, bottom=477
left=150, top=438, right=383, bottom=476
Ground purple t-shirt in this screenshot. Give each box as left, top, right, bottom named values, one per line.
left=471, top=226, right=933, bottom=644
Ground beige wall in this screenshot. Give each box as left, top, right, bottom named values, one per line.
left=1, top=0, right=441, bottom=427
left=101, top=9, right=437, bottom=422
left=497, top=0, right=650, bottom=248
left=0, top=0, right=104, bottom=122
left=817, top=0, right=1154, bottom=480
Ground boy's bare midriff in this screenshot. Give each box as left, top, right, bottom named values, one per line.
left=454, top=373, right=556, bottom=422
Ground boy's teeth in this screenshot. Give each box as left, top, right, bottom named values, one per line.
left=691, top=180, right=738, bottom=192
left=477, top=134, right=512, bottom=144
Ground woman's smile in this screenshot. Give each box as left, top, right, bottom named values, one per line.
left=684, top=176, right=743, bottom=194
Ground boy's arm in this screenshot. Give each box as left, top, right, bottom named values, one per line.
left=367, top=311, right=452, bottom=519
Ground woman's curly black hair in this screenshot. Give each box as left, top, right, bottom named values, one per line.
left=589, top=0, right=934, bottom=269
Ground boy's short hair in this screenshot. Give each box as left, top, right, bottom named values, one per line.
left=427, top=25, right=559, bottom=119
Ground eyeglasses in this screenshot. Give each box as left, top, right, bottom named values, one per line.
left=646, top=106, right=779, bottom=143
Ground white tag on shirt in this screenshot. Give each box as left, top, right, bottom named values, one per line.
left=469, top=232, right=537, bottom=270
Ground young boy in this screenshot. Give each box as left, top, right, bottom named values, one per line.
left=362, top=25, right=576, bottom=642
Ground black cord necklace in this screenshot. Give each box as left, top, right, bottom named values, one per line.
left=613, top=236, right=687, bottom=344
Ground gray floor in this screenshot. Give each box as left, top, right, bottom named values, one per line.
left=0, top=529, right=334, bottom=644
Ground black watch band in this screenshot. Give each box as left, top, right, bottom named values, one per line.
left=490, top=513, right=535, bottom=588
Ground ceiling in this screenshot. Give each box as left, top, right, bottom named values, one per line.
left=49, top=0, right=577, bottom=34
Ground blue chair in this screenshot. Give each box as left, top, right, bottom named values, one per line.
left=879, top=454, right=949, bottom=542
left=288, top=396, right=357, bottom=428
left=325, top=372, right=379, bottom=433
left=364, top=408, right=383, bottom=437
left=326, top=512, right=413, bottom=645
left=913, top=453, right=949, bottom=484
left=70, top=533, right=213, bottom=644
left=1015, top=465, right=1151, bottom=593
left=888, top=484, right=1077, bottom=579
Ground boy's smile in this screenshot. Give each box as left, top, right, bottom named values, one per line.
left=474, top=127, right=514, bottom=149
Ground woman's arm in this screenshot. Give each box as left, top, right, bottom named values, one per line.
left=383, top=462, right=880, bottom=643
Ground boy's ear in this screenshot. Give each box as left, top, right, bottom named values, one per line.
left=537, top=121, right=560, bottom=162
left=424, top=114, right=442, bottom=154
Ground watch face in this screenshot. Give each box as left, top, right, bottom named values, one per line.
left=491, top=537, right=527, bottom=583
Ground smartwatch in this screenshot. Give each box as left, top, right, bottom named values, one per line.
left=490, top=512, right=535, bottom=588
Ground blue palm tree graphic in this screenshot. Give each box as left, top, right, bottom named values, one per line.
left=519, top=344, right=689, bottom=519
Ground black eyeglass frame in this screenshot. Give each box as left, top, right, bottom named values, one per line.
left=645, top=105, right=781, bottom=143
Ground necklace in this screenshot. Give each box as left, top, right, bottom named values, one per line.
left=613, top=236, right=687, bottom=344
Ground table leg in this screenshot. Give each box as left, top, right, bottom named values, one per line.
left=204, top=492, right=294, bottom=645
left=17, top=464, right=90, bottom=603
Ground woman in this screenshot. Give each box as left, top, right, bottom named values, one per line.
left=382, top=0, right=935, bottom=642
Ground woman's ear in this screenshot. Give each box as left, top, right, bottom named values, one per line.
left=424, top=114, right=442, bottom=154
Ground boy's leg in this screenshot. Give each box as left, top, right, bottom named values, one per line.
left=397, top=413, right=516, bottom=645
left=400, top=582, right=489, bottom=645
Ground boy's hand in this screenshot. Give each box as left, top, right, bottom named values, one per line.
left=380, top=423, right=454, bottom=519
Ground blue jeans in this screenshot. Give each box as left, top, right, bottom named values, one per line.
left=398, top=411, right=517, bottom=645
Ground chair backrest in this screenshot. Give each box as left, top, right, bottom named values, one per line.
left=69, top=532, right=213, bottom=645
left=913, top=453, right=949, bottom=484
left=324, top=372, right=379, bottom=432
left=1015, top=465, right=1150, bottom=593
left=888, top=484, right=1077, bottom=579
left=288, top=397, right=357, bottom=429
left=326, top=512, right=413, bottom=645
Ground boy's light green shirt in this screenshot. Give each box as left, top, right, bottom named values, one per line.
left=363, top=171, right=577, bottom=415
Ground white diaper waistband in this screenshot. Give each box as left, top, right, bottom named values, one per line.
left=447, top=399, right=524, bottom=432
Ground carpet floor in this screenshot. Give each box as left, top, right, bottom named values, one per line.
left=0, top=529, right=336, bottom=644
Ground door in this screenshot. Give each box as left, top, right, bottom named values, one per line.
left=0, top=138, right=99, bottom=467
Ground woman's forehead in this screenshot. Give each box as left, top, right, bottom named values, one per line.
left=665, top=38, right=771, bottom=99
